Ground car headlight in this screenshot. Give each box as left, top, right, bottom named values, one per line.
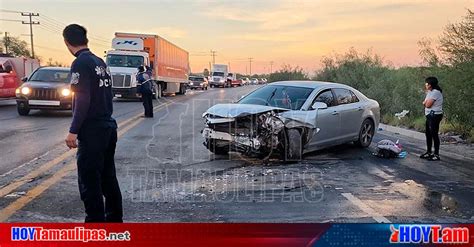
left=61, top=88, right=71, bottom=97
left=15, top=88, right=20, bottom=94
left=21, top=87, right=31, bottom=95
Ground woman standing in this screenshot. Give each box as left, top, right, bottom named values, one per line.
left=420, top=77, right=444, bottom=161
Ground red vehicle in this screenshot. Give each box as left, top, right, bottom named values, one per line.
left=0, top=55, right=40, bottom=98
left=230, top=79, right=243, bottom=87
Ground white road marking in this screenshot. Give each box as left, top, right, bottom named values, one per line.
left=341, top=192, right=391, bottom=223
left=0, top=151, right=50, bottom=178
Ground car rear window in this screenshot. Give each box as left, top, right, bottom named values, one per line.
left=334, top=88, right=358, bottom=105
left=239, top=85, right=314, bottom=110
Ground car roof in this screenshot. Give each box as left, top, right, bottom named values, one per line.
left=269, top=80, right=347, bottom=89
left=38, top=66, right=70, bottom=71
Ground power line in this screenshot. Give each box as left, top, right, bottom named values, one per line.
left=0, top=9, right=22, bottom=13
left=37, top=25, right=110, bottom=49
left=21, top=12, right=40, bottom=58
left=0, top=19, right=23, bottom=22
left=40, top=14, right=111, bottom=43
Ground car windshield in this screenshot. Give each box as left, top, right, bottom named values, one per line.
left=106, top=54, right=144, bottom=68
left=239, top=85, right=314, bottom=110
left=212, top=72, right=224, bottom=77
left=190, top=77, right=204, bottom=81
left=29, top=69, right=70, bottom=83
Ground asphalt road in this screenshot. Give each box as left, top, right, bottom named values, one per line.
left=0, top=85, right=472, bottom=223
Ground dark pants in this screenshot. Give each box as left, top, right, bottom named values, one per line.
left=425, top=114, right=443, bottom=155
left=77, top=125, right=123, bottom=222
left=142, top=92, right=153, bottom=117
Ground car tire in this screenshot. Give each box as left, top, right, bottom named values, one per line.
left=17, top=105, right=30, bottom=116
left=206, top=139, right=229, bottom=155
left=355, top=119, right=375, bottom=148
left=281, top=128, right=302, bottom=161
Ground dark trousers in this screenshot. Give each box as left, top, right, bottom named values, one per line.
left=77, top=125, right=123, bottom=222
left=425, top=114, right=443, bottom=155
left=142, top=92, right=153, bottom=117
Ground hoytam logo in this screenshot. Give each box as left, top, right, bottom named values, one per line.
left=11, top=227, right=131, bottom=242
left=390, top=224, right=469, bottom=244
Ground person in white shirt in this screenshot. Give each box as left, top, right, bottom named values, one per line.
left=420, top=77, right=444, bottom=161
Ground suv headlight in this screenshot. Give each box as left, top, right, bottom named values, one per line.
left=21, top=87, right=31, bottom=95
left=61, top=88, right=71, bottom=97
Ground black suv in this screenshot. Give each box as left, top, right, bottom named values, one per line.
left=16, top=67, right=72, bottom=116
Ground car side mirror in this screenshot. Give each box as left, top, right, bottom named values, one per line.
left=21, top=77, right=28, bottom=82
left=311, top=102, right=327, bottom=110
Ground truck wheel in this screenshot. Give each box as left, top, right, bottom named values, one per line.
left=17, top=105, right=30, bottom=116
left=280, top=129, right=302, bottom=162
left=152, top=82, right=162, bottom=99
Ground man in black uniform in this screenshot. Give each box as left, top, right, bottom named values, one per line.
left=63, top=24, right=123, bottom=222
left=136, top=66, right=154, bottom=118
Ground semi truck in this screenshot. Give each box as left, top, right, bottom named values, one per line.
left=0, top=55, right=40, bottom=98
left=106, top=32, right=189, bottom=98
left=209, top=64, right=229, bottom=88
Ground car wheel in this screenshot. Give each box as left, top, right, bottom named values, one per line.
left=17, top=105, right=30, bottom=116
left=206, top=139, right=229, bottom=155
left=281, top=128, right=302, bottom=161
left=355, top=119, right=375, bottom=147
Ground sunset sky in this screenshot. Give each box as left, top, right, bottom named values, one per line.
left=1, top=0, right=472, bottom=74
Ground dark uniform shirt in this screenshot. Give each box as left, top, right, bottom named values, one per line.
left=136, top=72, right=152, bottom=94
left=69, top=48, right=116, bottom=134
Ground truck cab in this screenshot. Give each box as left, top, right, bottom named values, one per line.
left=106, top=38, right=149, bottom=98
left=210, top=64, right=229, bottom=88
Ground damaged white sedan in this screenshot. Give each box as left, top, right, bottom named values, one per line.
left=202, top=81, right=380, bottom=161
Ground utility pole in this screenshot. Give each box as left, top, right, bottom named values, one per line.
left=248, top=57, right=253, bottom=76
left=21, top=12, right=40, bottom=58
left=210, top=50, right=217, bottom=65
left=3, top=32, right=9, bottom=54
left=270, top=61, right=274, bottom=74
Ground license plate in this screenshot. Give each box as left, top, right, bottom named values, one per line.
left=202, top=128, right=211, bottom=138
left=28, top=100, right=60, bottom=106
left=115, top=94, right=122, bottom=98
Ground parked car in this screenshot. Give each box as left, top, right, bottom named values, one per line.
left=16, top=67, right=72, bottom=116
left=231, top=78, right=243, bottom=87
left=241, top=78, right=250, bottom=85
left=250, top=78, right=259, bottom=85
left=188, top=75, right=208, bottom=90
left=202, top=81, right=380, bottom=160
left=258, top=78, right=266, bottom=84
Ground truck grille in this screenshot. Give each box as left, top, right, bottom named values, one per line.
left=32, top=89, right=59, bottom=100
left=111, top=74, right=132, bottom=88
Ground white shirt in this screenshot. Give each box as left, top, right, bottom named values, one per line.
left=424, top=89, right=443, bottom=115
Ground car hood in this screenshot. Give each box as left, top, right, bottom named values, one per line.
left=22, top=81, right=68, bottom=89
left=202, top=103, right=288, bottom=118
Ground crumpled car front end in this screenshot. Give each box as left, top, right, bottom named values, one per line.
left=202, top=104, right=315, bottom=159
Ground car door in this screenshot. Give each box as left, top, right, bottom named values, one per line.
left=308, top=89, right=341, bottom=149
left=333, top=88, right=364, bottom=140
